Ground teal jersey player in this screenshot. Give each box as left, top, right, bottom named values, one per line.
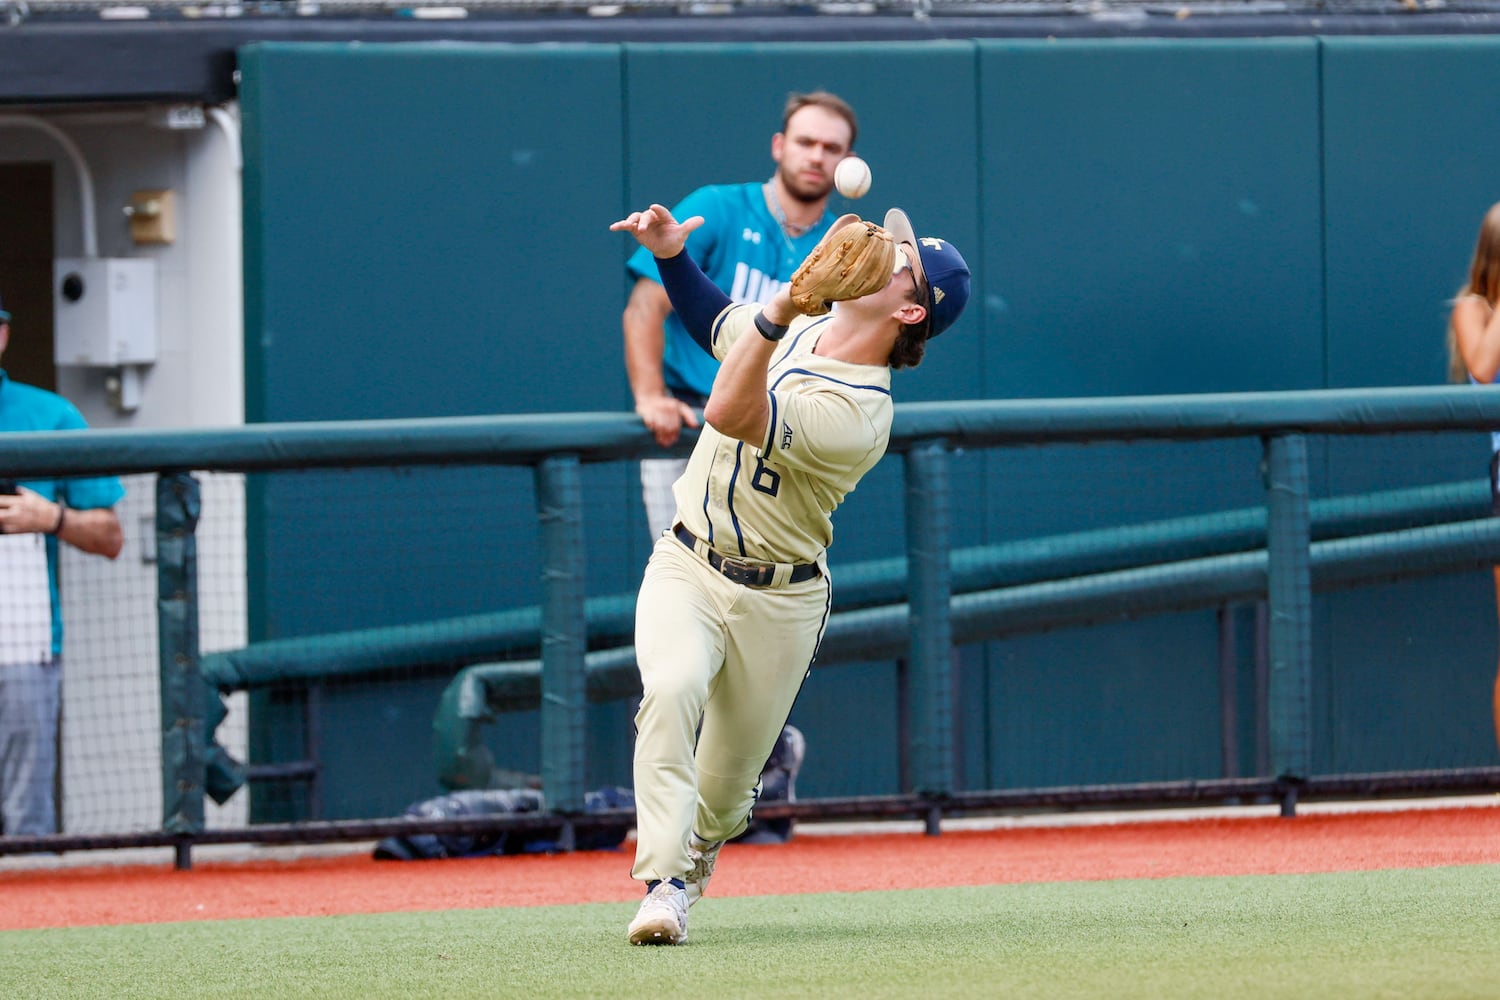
left=627, top=181, right=834, bottom=402
left=1, top=293, right=126, bottom=837
left=0, top=371, right=125, bottom=655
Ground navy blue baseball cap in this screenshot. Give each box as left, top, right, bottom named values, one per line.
left=884, top=208, right=970, bottom=339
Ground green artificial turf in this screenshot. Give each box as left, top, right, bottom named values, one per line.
left=3, top=865, right=1497, bottom=999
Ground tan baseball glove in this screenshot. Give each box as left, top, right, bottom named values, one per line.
left=789, top=217, right=898, bottom=316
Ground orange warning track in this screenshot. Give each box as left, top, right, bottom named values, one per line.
left=1, top=804, right=1497, bottom=931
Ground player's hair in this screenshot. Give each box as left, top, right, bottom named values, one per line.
left=1447, top=201, right=1500, bottom=383
left=889, top=326, right=926, bottom=370
left=889, top=281, right=929, bottom=370
left=782, top=91, right=858, bottom=149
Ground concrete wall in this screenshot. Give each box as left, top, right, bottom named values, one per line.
left=0, top=107, right=248, bottom=832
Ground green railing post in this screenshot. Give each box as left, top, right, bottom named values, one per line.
left=534, top=455, right=586, bottom=828
left=1263, top=434, right=1313, bottom=801
left=904, top=441, right=954, bottom=800
left=156, top=472, right=203, bottom=869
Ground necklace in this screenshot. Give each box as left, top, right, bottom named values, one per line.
left=764, top=181, right=814, bottom=251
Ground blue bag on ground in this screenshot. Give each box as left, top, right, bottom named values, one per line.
left=374, top=724, right=805, bottom=859
left=373, top=786, right=634, bottom=860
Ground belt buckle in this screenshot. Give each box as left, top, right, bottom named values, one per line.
left=718, top=556, right=770, bottom=588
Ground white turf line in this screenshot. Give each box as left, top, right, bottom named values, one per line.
left=3, top=793, right=1497, bottom=872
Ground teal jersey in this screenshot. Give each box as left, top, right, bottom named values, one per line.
left=0, top=371, right=126, bottom=654
left=627, top=182, right=834, bottom=400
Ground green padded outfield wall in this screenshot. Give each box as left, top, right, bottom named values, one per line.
left=974, top=39, right=1325, bottom=787
left=240, top=38, right=1499, bottom=821
left=1317, top=37, right=1500, bottom=773
left=238, top=42, right=641, bottom=819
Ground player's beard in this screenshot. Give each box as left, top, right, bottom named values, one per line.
left=779, top=160, right=834, bottom=205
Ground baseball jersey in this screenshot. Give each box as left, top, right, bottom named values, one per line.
left=673, top=304, right=893, bottom=566
left=0, top=371, right=126, bottom=654
left=627, top=182, right=834, bottom=401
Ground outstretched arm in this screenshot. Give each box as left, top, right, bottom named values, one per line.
left=612, top=204, right=728, bottom=351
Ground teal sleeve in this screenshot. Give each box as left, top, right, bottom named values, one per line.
left=60, top=475, right=126, bottom=511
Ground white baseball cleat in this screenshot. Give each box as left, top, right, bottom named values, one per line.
left=627, top=880, right=689, bottom=946
left=684, top=833, right=723, bottom=907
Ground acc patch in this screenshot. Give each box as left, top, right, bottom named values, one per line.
left=780, top=421, right=794, bottom=450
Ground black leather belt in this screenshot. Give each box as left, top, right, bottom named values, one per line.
left=673, top=524, right=820, bottom=588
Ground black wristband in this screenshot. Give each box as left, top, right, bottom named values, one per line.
left=49, top=503, right=66, bottom=536
left=754, top=312, right=789, bottom=343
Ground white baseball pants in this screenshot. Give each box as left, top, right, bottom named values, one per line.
left=630, top=534, right=829, bottom=885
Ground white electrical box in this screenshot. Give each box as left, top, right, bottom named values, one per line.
left=52, top=257, right=159, bottom=367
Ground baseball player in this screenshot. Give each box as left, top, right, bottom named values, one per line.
left=622, top=91, right=859, bottom=541
left=609, top=202, right=971, bottom=945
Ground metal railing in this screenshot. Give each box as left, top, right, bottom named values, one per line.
left=5, top=383, right=1500, bottom=867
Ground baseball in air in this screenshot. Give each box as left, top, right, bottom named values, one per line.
left=835, top=156, right=872, bottom=199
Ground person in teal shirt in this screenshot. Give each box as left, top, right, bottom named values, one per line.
left=622, top=90, right=860, bottom=541
left=0, top=292, right=124, bottom=836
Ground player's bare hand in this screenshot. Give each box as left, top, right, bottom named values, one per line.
left=0, top=486, right=61, bottom=535
left=610, top=204, right=705, bottom=260
left=635, top=395, right=700, bottom=448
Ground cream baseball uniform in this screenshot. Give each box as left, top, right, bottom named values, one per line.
left=631, top=302, right=894, bottom=885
